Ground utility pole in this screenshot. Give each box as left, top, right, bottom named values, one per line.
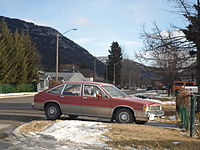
left=55, top=28, right=77, bottom=82
left=93, top=58, right=96, bottom=81
left=113, top=63, right=117, bottom=85
left=56, top=33, right=59, bottom=82
left=106, top=63, right=108, bottom=82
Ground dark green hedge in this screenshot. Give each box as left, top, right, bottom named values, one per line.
left=0, top=84, right=37, bottom=93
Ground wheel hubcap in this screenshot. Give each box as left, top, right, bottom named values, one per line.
left=48, top=107, right=57, bottom=116
left=119, top=112, right=129, bottom=122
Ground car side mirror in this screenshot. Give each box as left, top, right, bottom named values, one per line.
left=96, top=94, right=102, bottom=98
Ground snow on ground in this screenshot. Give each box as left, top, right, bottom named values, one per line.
left=14, top=120, right=109, bottom=150
left=130, top=95, right=175, bottom=104
left=168, top=115, right=177, bottom=121
left=131, top=90, right=176, bottom=105
left=0, top=92, right=38, bottom=98
left=38, top=120, right=106, bottom=145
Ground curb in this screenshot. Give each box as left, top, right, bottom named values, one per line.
left=0, top=92, right=38, bottom=98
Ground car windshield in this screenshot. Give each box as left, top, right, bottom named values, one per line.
left=101, top=85, right=127, bottom=98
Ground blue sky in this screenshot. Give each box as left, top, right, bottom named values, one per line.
left=0, top=0, right=186, bottom=58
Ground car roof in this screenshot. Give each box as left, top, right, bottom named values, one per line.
left=63, top=81, right=112, bottom=86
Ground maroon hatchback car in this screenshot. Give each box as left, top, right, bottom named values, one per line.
left=32, top=82, right=164, bottom=124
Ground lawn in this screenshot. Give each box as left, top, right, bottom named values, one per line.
left=19, top=118, right=200, bottom=150
left=104, top=123, right=200, bottom=150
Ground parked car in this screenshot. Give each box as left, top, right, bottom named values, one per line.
left=32, top=82, right=164, bottom=124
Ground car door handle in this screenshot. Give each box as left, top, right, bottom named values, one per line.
left=60, top=95, right=65, bottom=98
left=83, top=96, right=87, bottom=100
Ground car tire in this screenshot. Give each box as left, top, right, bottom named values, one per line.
left=135, top=120, right=148, bottom=124
left=115, top=108, right=134, bottom=123
left=68, top=115, right=78, bottom=119
left=45, top=103, right=61, bottom=120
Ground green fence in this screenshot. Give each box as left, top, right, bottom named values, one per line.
left=176, top=93, right=199, bottom=137
left=177, top=105, right=190, bottom=129
left=0, top=84, right=37, bottom=93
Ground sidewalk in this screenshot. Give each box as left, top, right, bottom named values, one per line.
left=0, top=92, right=38, bottom=98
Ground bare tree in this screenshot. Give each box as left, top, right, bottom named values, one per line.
left=136, top=23, right=194, bottom=90
left=171, top=0, right=200, bottom=111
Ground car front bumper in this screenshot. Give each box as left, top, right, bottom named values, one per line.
left=135, top=110, right=164, bottom=121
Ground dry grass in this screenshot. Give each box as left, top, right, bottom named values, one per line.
left=156, top=117, right=180, bottom=125
left=104, top=123, right=200, bottom=150
left=162, top=103, right=176, bottom=116
left=150, top=96, right=175, bottom=102
left=162, top=103, right=176, bottom=112
left=20, top=120, right=56, bottom=133
left=195, top=113, right=200, bottom=138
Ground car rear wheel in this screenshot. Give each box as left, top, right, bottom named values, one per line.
left=45, top=103, right=61, bottom=120
left=115, top=108, right=134, bottom=123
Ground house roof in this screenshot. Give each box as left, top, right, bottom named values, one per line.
left=45, top=72, right=88, bottom=82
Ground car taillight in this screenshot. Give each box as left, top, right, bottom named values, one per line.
left=34, top=94, right=38, bottom=102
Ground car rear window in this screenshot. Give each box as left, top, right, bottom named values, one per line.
left=47, top=85, right=64, bottom=95
left=62, top=84, right=81, bottom=96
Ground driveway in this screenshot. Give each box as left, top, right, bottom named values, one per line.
left=0, top=96, right=45, bottom=132
left=0, top=96, right=45, bottom=149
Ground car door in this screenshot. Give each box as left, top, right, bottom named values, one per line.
left=81, top=84, right=111, bottom=117
left=60, top=83, right=82, bottom=114
left=46, top=84, right=65, bottom=102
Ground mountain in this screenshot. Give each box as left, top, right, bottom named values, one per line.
left=0, top=16, right=105, bottom=75
left=97, top=56, right=108, bottom=64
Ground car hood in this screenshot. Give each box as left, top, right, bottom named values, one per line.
left=114, top=96, right=161, bottom=105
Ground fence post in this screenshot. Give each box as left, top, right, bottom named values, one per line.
left=190, top=95, right=196, bottom=137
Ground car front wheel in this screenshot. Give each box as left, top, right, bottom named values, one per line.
left=115, top=108, right=134, bottom=123
left=45, top=103, right=61, bottom=120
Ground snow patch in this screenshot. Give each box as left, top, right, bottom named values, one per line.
left=0, top=92, right=37, bottom=98
left=172, top=141, right=182, bottom=145
left=168, top=115, right=176, bottom=121
left=38, top=120, right=106, bottom=146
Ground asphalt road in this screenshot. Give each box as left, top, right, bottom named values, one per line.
left=0, top=96, right=45, bottom=149
left=0, top=96, right=45, bottom=132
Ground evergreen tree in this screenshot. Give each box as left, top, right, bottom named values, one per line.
left=13, top=30, right=25, bottom=84
left=0, top=22, right=16, bottom=84
left=0, top=22, right=39, bottom=84
left=177, top=0, right=200, bottom=111
left=21, top=31, right=39, bottom=84
left=0, top=35, right=6, bottom=81
left=107, top=41, right=122, bottom=85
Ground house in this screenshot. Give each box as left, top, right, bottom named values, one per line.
left=38, top=71, right=88, bottom=91
left=45, top=72, right=88, bottom=82
left=37, top=74, right=52, bottom=91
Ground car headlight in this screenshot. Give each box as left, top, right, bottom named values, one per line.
left=143, top=105, right=149, bottom=111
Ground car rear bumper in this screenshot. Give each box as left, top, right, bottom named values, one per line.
left=32, top=102, right=44, bottom=110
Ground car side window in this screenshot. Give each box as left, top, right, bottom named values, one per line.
left=47, top=85, right=64, bottom=95
left=84, top=85, right=102, bottom=97
left=101, top=92, right=109, bottom=98
left=62, top=84, right=81, bottom=96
